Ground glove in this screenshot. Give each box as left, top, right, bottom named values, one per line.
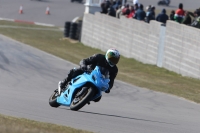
left=81, top=65, right=87, bottom=71
left=105, top=88, right=110, bottom=93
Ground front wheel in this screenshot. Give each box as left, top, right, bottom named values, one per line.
left=70, top=87, right=94, bottom=111
left=49, top=89, right=60, bottom=108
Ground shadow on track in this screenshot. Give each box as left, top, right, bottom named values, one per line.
left=59, top=107, right=177, bottom=125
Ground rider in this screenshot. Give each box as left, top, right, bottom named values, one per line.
left=59, top=48, right=120, bottom=101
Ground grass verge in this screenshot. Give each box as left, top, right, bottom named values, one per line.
left=0, top=20, right=200, bottom=103
left=0, top=114, right=92, bottom=133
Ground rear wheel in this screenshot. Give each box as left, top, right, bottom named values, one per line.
left=49, top=89, right=60, bottom=108
left=70, top=87, right=94, bottom=111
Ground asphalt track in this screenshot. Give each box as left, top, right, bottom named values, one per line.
left=0, top=0, right=200, bottom=27
left=0, top=0, right=86, bottom=27
left=1, top=34, right=200, bottom=133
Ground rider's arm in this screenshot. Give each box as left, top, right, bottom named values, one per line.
left=109, top=68, right=118, bottom=90
left=80, top=54, right=100, bottom=67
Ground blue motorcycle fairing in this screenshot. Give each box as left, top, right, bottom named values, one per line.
left=57, top=66, right=110, bottom=106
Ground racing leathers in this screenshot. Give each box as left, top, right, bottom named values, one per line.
left=60, top=54, right=118, bottom=94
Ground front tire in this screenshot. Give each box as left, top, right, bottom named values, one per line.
left=49, top=89, right=60, bottom=108
left=70, top=87, right=94, bottom=111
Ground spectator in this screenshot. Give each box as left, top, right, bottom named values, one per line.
left=145, top=5, right=151, bottom=21
left=134, top=3, right=139, bottom=11
left=191, top=9, right=200, bottom=28
left=101, top=3, right=108, bottom=14
left=156, top=9, right=169, bottom=24
left=170, top=10, right=175, bottom=21
left=108, top=5, right=116, bottom=17
left=134, top=4, right=146, bottom=21
left=146, top=6, right=156, bottom=23
left=122, top=4, right=127, bottom=15
left=116, top=5, right=122, bottom=18
left=174, top=3, right=185, bottom=23
left=127, top=6, right=135, bottom=18
left=151, top=6, right=156, bottom=19
left=182, top=11, right=192, bottom=25
left=122, top=4, right=130, bottom=16
left=106, top=0, right=111, bottom=8
left=112, top=0, right=121, bottom=9
left=146, top=5, right=151, bottom=12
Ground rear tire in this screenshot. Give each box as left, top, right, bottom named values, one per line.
left=49, top=89, right=60, bottom=108
left=70, top=87, right=94, bottom=111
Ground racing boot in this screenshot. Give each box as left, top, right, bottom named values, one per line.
left=59, top=69, right=74, bottom=90
left=59, top=68, right=83, bottom=90
left=58, top=80, right=68, bottom=90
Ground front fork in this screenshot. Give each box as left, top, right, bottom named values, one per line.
left=58, top=82, right=62, bottom=95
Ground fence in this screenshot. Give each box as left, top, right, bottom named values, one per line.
left=81, top=12, right=200, bottom=79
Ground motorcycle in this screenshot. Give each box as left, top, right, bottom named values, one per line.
left=49, top=66, right=110, bottom=111
left=157, top=0, right=170, bottom=6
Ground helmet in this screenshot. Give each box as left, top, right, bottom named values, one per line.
left=105, top=48, right=120, bottom=67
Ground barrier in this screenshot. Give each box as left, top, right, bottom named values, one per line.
left=64, top=21, right=82, bottom=40
left=46, top=6, right=50, bottom=15
left=19, top=5, right=23, bottom=14
left=81, top=12, right=200, bottom=79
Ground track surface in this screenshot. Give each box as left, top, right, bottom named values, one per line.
left=0, top=0, right=85, bottom=27
left=1, top=35, right=200, bottom=133
left=0, top=0, right=200, bottom=27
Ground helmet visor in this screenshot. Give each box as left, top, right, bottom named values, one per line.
left=108, top=56, right=120, bottom=65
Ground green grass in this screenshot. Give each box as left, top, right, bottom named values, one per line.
left=0, top=20, right=200, bottom=103
left=0, top=114, right=92, bottom=133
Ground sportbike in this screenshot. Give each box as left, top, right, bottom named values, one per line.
left=49, top=66, right=110, bottom=111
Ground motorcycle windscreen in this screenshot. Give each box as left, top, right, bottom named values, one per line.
left=99, top=66, right=110, bottom=79
left=96, top=66, right=110, bottom=90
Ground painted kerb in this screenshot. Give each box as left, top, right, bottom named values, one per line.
left=81, top=12, right=200, bottom=79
